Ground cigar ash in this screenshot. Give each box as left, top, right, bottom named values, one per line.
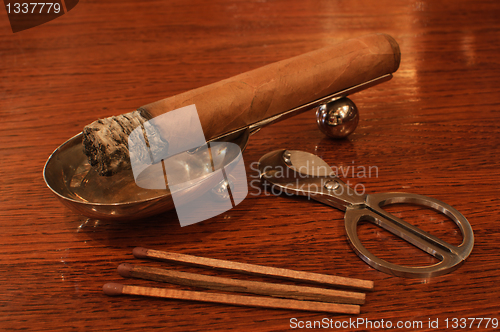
left=82, top=109, right=168, bottom=176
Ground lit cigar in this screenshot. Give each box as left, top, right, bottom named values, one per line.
left=83, top=33, right=400, bottom=176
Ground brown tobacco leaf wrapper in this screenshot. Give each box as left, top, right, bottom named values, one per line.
left=140, top=33, right=400, bottom=142
left=83, top=33, right=400, bottom=176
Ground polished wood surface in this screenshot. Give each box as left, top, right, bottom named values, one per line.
left=1, top=0, right=499, bottom=331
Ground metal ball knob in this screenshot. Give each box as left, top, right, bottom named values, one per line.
left=316, top=97, right=359, bottom=138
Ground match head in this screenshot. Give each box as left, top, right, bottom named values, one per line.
left=103, top=283, right=124, bottom=296
left=133, top=247, right=149, bottom=259
left=117, top=263, right=133, bottom=278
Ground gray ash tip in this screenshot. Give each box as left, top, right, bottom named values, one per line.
left=82, top=110, right=163, bottom=176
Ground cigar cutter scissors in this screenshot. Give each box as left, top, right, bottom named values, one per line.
left=258, top=149, right=474, bottom=278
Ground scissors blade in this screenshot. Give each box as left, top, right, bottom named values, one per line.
left=285, top=150, right=335, bottom=177
left=258, top=150, right=365, bottom=210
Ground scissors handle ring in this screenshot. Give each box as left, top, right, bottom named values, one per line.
left=344, top=192, right=474, bottom=278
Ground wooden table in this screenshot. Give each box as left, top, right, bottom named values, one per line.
left=1, top=0, right=499, bottom=330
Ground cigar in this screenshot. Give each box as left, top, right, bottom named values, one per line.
left=83, top=33, right=400, bottom=176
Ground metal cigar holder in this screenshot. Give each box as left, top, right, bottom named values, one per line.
left=44, top=74, right=391, bottom=221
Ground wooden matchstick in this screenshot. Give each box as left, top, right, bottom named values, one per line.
left=133, top=247, right=374, bottom=291
left=117, top=263, right=365, bottom=304
left=103, top=283, right=361, bottom=314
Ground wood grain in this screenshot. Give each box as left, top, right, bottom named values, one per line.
left=1, top=0, right=500, bottom=331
